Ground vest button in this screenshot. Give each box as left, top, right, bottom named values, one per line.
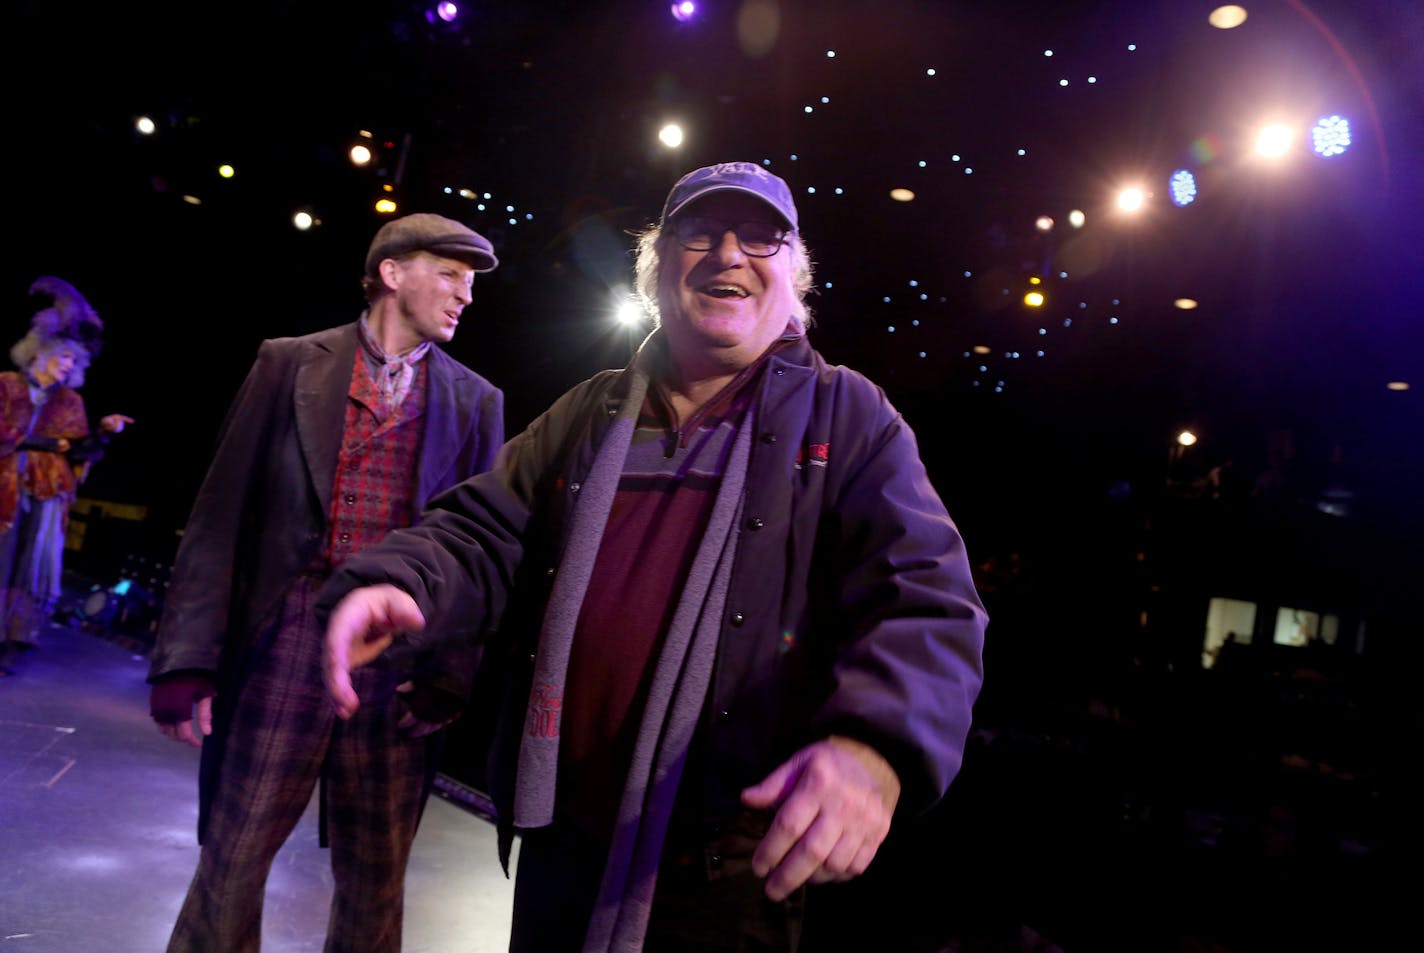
left=729, top=611, right=745, bottom=627
left=344, top=493, right=356, bottom=505
left=746, top=517, right=764, bottom=531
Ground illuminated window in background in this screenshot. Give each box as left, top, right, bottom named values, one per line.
left=1272, top=606, right=1328, bottom=647
left=1319, top=614, right=1340, bottom=645
left=1202, top=597, right=1256, bottom=668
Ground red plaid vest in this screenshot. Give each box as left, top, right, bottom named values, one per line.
left=325, top=353, right=428, bottom=566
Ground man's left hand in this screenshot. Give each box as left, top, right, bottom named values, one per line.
left=739, top=735, right=901, bottom=902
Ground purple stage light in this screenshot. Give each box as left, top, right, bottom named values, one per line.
left=423, top=2, right=457, bottom=24
left=1312, top=115, right=1351, bottom=157
left=671, top=2, right=697, bottom=23
left=1169, top=169, right=1197, bottom=207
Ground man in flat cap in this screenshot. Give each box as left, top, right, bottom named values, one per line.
left=149, top=212, right=505, bottom=953
left=320, top=164, right=987, bottom=951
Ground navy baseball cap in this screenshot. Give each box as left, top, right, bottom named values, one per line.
left=660, top=162, right=798, bottom=231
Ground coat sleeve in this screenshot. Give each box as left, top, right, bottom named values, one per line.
left=414, top=380, right=507, bottom=700
left=148, top=341, right=288, bottom=680
left=316, top=374, right=610, bottom=662
left=809, top=390, right=988, bottom=814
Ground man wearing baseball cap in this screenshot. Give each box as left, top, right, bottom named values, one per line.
left=150, top=212, right=505, bottom=952
left=322, top=164, right=987, bottom=951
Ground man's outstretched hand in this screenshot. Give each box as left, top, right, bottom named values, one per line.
left=322, top=584, right=425, bottom=719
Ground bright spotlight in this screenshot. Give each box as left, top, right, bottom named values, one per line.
left=375, top=198, right=398, bottom=214
left=1311, top=115, right=1351, bottom=157
left=658, top=123, right=684, bottom=148
left=1023, top=291, right=1045, bottom=308
left=426, top=2, right=458, bottom=24
left=889, top=188, right=915, bottom=202
left=1173, top=298, right=1199, bottom=310
left=293, top=211, right=315, bottom=231
left=1177, top=430, right=1198, bottom=447
left=1255, top=123, right=1295, bottom=159
left=1168, top=170, right=1197, bottom=207
left=135, top=116, right=156, bottom=135
left=1067, top=209, right=1086, bottom=228
left=1116, top=187, right=1147, bottom=212
left=615, top=296, right=644, bottom=327
left=218, top=164, right=235, bottom=179
left=1208, top=5, right=1248, bottom=29
left=670, top=1, right=697, bottom=22
left=1385, top=381, right=1410, bottom=391
left=1035, top=215, right=1054, bottom=232
left=350, top=144, right=373, bottom=166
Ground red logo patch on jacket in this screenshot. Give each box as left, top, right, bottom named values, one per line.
left=794, top=442, right=830, bottom=469
left=526, top=681, right=562, bottom=739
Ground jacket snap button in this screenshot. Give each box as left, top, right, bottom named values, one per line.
left=730, top=611, right=745, bottom=626
left=746, top=517, right=764, bottom=531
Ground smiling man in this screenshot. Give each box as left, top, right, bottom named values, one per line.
left=148, top=212, right=505, bottom=953
left=320, top=164, right=987, bottom=952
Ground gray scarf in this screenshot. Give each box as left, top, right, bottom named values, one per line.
left=511, top=357, right=754, bottom=953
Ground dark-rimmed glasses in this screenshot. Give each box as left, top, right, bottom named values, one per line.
left=672, top=217, right=789, bottom=258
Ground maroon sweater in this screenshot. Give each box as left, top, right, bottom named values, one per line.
left=556, top=357, right=770, bottom=840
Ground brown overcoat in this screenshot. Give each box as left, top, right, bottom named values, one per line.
left=148, top=322, right=503, bottom=839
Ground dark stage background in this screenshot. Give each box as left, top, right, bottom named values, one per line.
left=10, top=1, right=1422, bottom=948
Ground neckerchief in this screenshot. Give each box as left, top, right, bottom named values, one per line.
left=357, top=313, right=430, bottom=416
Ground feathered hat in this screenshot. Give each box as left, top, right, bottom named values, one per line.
left=11, top=276, right=104, bottom=388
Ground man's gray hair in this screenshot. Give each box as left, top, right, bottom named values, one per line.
left=633, top=225, right=816, bottom=327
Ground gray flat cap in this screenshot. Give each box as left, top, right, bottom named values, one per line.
left=364, top=213, right=498, bottom=275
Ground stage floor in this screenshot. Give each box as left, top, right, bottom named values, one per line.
left=0, top=615, right=515, bottom=953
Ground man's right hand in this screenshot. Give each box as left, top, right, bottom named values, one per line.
left=150, top=672, right=217, bottom=748
left=323, top=584, right=425, bottom=720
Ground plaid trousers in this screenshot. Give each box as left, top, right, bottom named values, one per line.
left=166, top=575, right=429, bottom=953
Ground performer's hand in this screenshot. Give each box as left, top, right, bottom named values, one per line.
left=323, top=584, right=424, bottom=719
left=99, top=413, right=135, bottom=433
left=740, top=735, right=901, bottom=901
left=151, top=674, right=216, bottom=748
